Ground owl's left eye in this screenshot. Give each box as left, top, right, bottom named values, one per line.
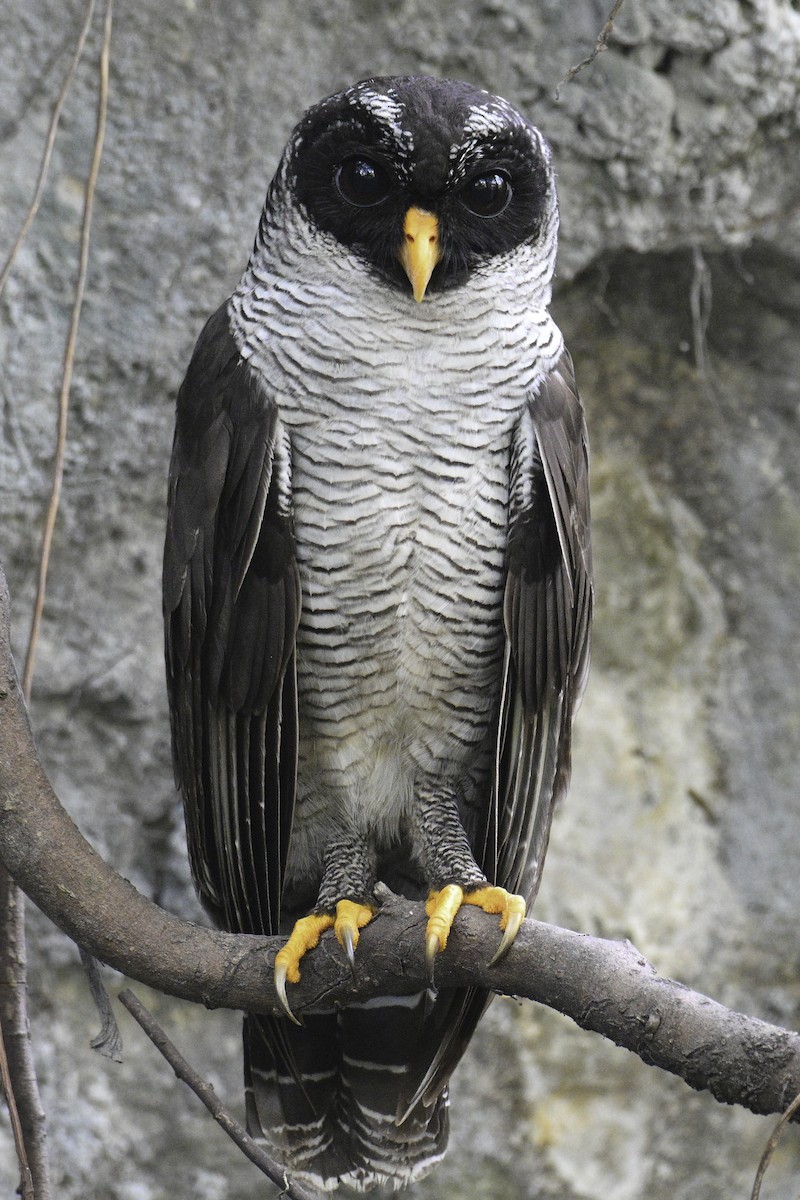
left=459, top=170, right=512, bottom=217
left=335, top=157, right=392, bottom=207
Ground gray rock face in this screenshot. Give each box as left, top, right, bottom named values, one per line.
left=1, top=1, right=799, bottom=1196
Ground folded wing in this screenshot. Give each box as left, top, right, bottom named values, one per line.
left=163, top=302, right=300, bottom=936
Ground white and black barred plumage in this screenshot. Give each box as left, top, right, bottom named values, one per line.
left=163, top=75, right=592, bottom=1191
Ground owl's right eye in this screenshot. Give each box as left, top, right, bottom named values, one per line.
left=335, top=157, right=392, bottom=207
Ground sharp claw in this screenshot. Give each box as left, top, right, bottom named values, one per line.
left=488, top=908, right=524, bottom=967
left=426, top=932, right=440, bottom=984
left=423, top=983, right=438, bottom=1015
left=342, top=926, right=357, bottom=979
left=274, top=963, right=302, bottom=1026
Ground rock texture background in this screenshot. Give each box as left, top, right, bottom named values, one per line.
left=2, top=0, right=800, bottom=1196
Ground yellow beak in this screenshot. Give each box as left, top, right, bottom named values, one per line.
left=398, top=207, right=442, bottom=302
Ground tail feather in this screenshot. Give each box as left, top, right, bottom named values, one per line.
left=244, top=995, right=450, bottom=1191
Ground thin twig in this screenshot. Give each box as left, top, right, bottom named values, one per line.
left=0, top=1037, right=34, bottom=1200
left=690, top=242, right=713, bottom=383
left=0, top=882, right=35, bottom=1200
left=0, top=0, right=96, bottom=298
left=554, top=0, right=626, bottom=98
left=118, top=990, right=318, bottom=1200
left=22, top=0, right=113, bottom=699
left=0, top=862, right=49, bottom=1200
left=0, top=1028, right=32, bottom=1198
left=750, top=1089, right=800, bottom=1200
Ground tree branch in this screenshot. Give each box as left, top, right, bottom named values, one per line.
left=751, top=1090, right=800, bottom=1199
left=554, top=0, right=626, bottom=98
left=1, top=560, right=799, bottom=1126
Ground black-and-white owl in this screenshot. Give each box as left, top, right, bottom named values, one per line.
left=163, top=75, right=592, bottom=1191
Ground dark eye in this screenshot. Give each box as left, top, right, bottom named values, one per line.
left=335, top=157, right=392, bottom=207
left=459, top=171, right=512, bottom=217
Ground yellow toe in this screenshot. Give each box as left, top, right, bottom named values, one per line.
left=425, top=884, right=465, bottom=957
left=462, top=885, right=526, bottom=927
left=334, top=899, right=376, bottom=960
left=274, top=913, right=335, bottom=986
left=463, top=885, right=526, bottom=963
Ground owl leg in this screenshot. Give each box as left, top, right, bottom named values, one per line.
left=274, top=834, right=377, bottom=1021
left=413, top=782, right=526, bottom=979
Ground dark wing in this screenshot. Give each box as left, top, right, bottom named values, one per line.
left=492, top=346, right=592, bottom=901
left=163, top=301, right=301, bottom=936
left=398, top=349, right=592, bottom=1115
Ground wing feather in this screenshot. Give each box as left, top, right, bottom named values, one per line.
left=492, top=348, right=592, bottom=903
left=163, top=301, right=300, bottom=936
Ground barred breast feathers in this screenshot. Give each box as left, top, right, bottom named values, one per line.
left=226, top=183, right=566, bottom=861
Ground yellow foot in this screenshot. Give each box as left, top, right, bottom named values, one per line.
left=274, top=913, right=334, bottom=1023
left=274, top=901, right=376, bottom=1022
left=425, top=884, right=526, bottom=976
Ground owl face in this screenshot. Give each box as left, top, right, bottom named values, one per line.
left=285, top=76, right=555, bottom=299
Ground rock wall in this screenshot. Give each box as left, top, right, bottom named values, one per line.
left=1, top=1, right=799, bottom=1196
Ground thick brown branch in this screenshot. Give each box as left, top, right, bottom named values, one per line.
left=1, top=561, right=799, bottom=1124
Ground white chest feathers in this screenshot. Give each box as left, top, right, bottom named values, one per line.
left=230, top=262, right=563, bottom=820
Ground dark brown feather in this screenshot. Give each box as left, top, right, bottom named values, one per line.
left=163, top=301, right=300, bottom=934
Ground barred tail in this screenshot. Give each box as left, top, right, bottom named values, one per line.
left=244, top=994, right=449, bottom=1191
